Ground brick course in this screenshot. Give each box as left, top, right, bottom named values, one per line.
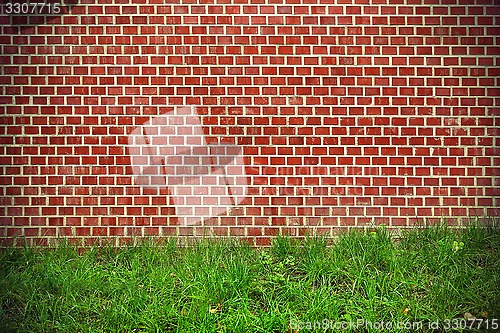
left=0, top=0, right=499, bottom=246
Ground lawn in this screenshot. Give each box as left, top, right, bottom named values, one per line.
left=1, top=223, right=499, bottom=332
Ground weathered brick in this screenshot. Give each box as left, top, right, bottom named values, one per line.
left=0, top=0, right=498, bottom=246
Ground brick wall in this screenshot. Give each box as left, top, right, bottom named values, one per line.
left=1, top=0, right=499, bottom=246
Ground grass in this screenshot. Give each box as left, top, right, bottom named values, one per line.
left=0, top=223, right=499, bottom=332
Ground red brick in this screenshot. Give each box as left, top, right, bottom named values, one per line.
left=0, top=1, right=497, bottom=246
